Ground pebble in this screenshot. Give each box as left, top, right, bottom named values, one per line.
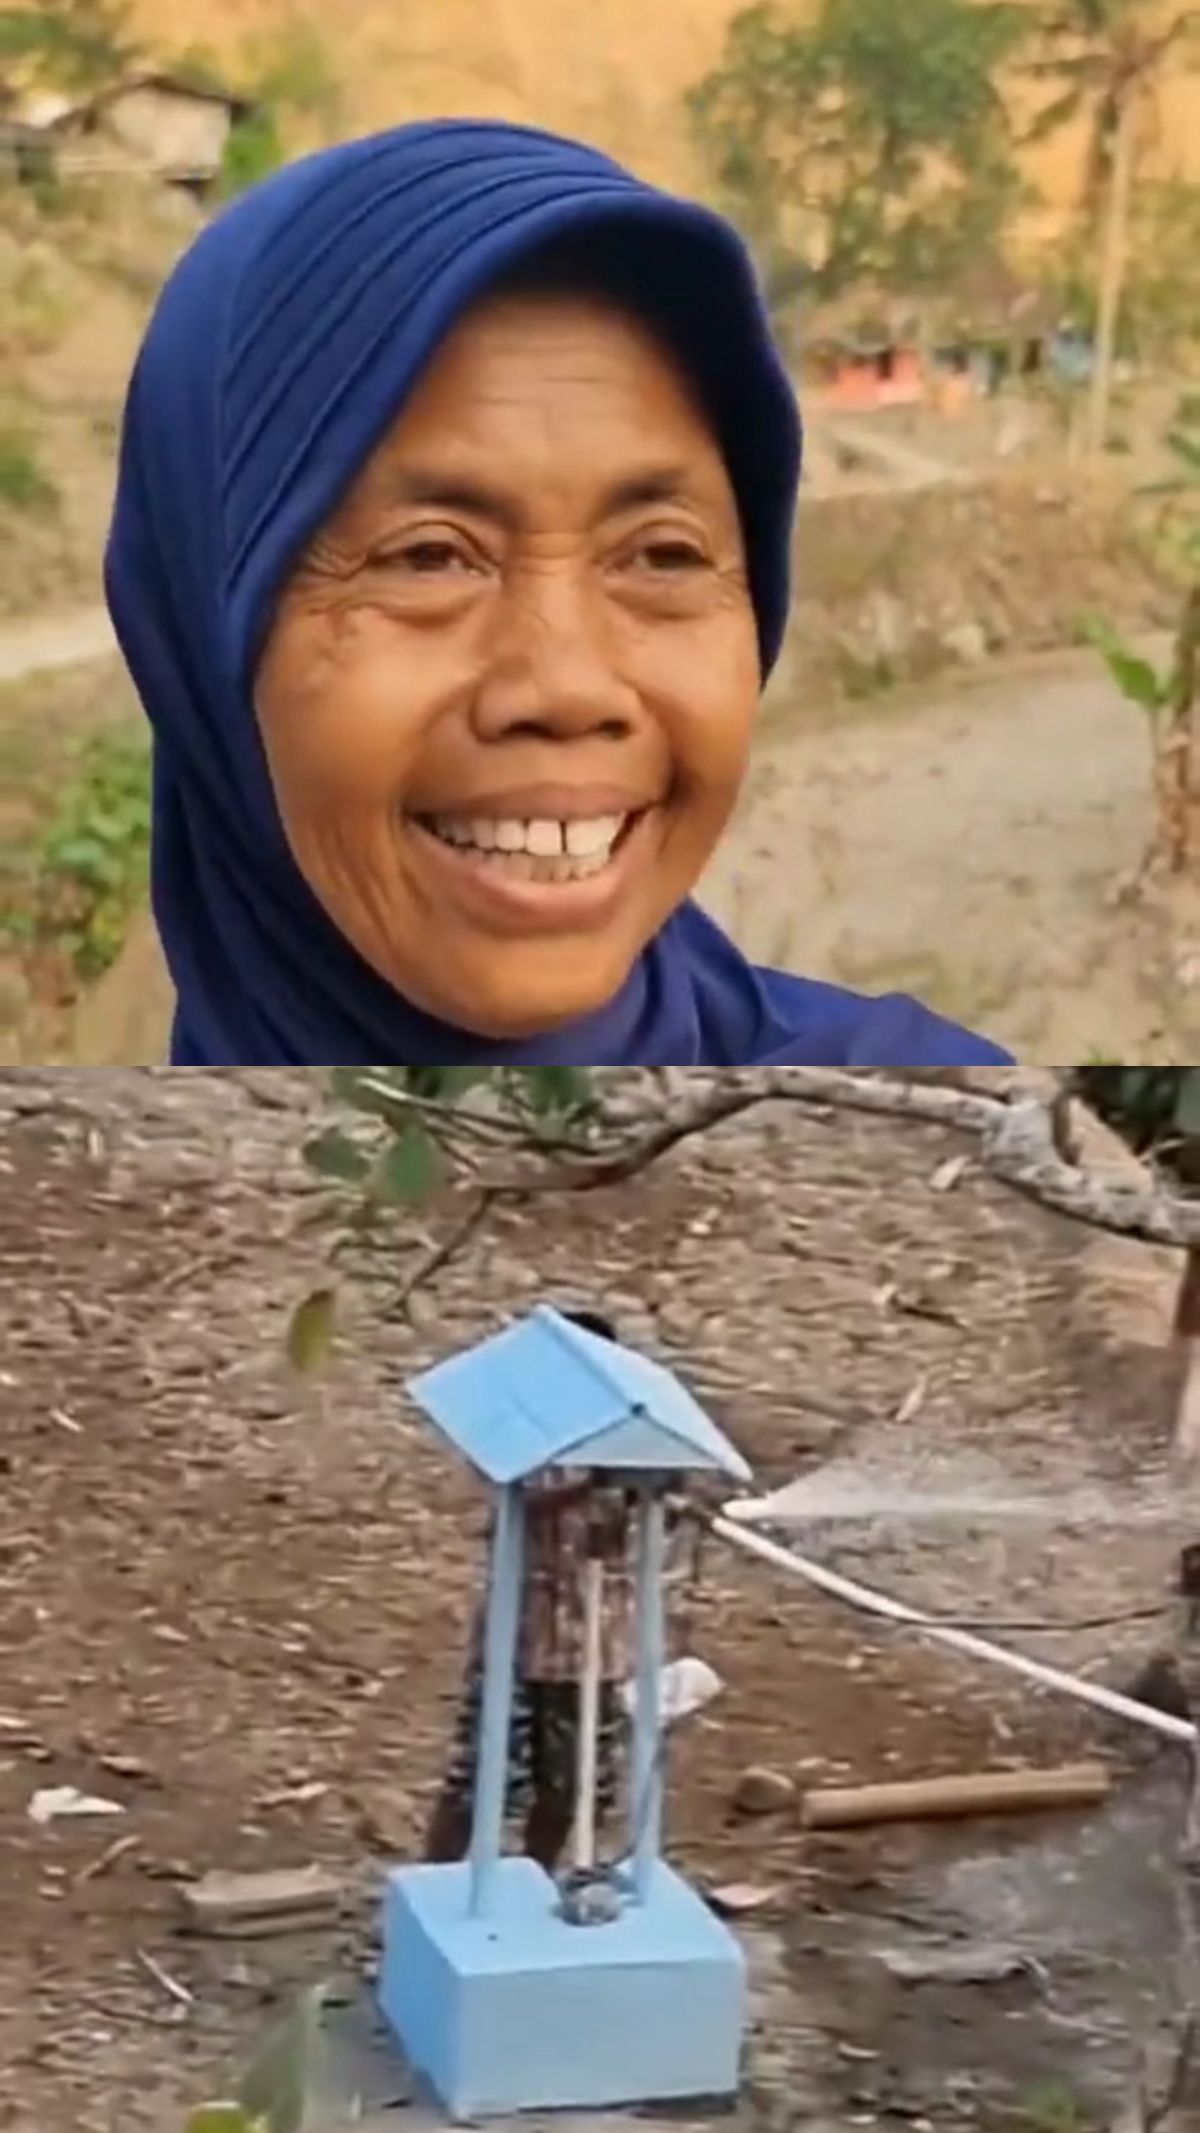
left=734, top=1765, right=797, bottom=1816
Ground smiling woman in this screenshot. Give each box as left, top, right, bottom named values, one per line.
left=104, top=120, right=1011, bottom=1067
left=252, top=253, right=763, bottom=1045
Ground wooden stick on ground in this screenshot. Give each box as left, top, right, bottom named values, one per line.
left=801, top=1762, right=1112, bottom=1831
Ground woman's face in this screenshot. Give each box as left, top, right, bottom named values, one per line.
left=254, top=284, right=761, bottom=1038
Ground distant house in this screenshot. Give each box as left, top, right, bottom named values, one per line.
left=821, top=339, right=925, bottom=411
left=926, top=259, right=1060, bottom=394
left=81, top=71, right=253, bottom=190
left=802, top=297, right=926, bottom=411
left=801, top=264, right=1062, bottom=413
left=2, top=68, right=253, bottom=197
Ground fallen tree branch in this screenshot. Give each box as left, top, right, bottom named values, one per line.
left=506, top=1071, right=1200, bottom=1249
left=984, top=1098, right=1200, bottom=1249
left=395, top=1188, right=500, bottom=1311
left=326, top=1069, right=1200, bottom=1313
left=519, top=1082, right=779, bottom=1189
left=559, top=1069, right=999, bottom=1188
left=381, top=1073, right=992, bottom=1293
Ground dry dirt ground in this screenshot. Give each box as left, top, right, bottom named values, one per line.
left=1, top=1068, right=1197, bottom=2133
left=702, top=643, right=1195, bottom=1062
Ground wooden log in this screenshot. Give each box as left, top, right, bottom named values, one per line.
left=800, top=1762, right=1111, bottom=1831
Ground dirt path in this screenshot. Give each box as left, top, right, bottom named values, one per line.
left=1, top=1070, right=1194, bottom=2131
left=821, top=415, right=969, bottom=490
left=703, top=644, right=1184, bottom=1060
left=0, top=608, right=115, bottom=685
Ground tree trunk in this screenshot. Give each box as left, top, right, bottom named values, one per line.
left=1151, top=580, right=1200, bottom=877
left=1173, top=1247, right=1200, bottom=1465
left=1086, top=87, right=1137, bottom=459
left=1178, top=579, right=1200, bottom=872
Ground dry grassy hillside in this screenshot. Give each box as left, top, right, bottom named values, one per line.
left=124, top=0, right=737, bottom=190
left=124, top=0, right=1200, bottom=205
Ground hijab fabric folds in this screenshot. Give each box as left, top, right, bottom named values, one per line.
left=105, top=119, right=1009, bottom=1067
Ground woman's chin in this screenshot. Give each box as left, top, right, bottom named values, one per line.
left=435, top=969, right=631, bottom=1042
left=385, top=938, right=642, bottom=1042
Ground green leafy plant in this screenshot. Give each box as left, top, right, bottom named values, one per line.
left=185, top=2112, right=265, bottom=2133
left=215, top=14, right=344, bottom=195
left=34, top=723, right=150, bottom=978
left=307, top=1067, right=597, bottom=1192
left=0, top=0, right=137, bottom=92
left=0, top=428, right=59, bottom=513
left=288, top=1068, right=600, bottom=1366
left=1084, top=389, right=1200, bottom=879
left=1082, top=612, right=1170, bottom=710
left=1075, top=1066, right=1200, bottom=1181
left=1021, top=2079, right=1091, bottom=2133
left=217, top=104, right=286, bottom=196
left=186, top=1985, right=328, bottom=2133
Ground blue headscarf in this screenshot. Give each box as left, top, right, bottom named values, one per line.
left=105, top=119, right=1009, bottom=1067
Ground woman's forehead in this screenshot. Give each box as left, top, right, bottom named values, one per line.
left=347, top=286, right=732, bottom=518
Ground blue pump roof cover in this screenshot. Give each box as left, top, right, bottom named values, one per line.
left=408, top=1305, right=752, bottom=1487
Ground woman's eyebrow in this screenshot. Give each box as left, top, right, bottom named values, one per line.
left=385, top=464, right=702, bottom=525
left=388, top=470, right=519, bottom=524
left=600, top=468, right=699, bottom=514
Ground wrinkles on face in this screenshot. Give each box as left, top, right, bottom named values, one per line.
left=280, top=533, right=400, bottom=649
left=253, top=285, right=761, bottom=1039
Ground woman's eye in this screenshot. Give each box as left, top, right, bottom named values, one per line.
left=396, top=539, right=472, bottom=574
left=639, top=539, right=708, bottom=572
left=373, top=534, right=481, bottom=577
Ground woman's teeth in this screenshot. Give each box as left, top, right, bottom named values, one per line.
left=422, top=813, right=628, bottom=881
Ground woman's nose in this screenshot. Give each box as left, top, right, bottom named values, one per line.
left=469, top=576, right=641, bottom=743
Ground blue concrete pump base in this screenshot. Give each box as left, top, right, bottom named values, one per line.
left=379, top=1858, right=746, bottom=2120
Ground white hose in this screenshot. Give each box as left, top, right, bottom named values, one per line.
left=713, top=1513, right=1197, bottom=1749
left=573, top=1557, right=605, bottom=1871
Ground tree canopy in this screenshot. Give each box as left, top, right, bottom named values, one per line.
left=1024, top=0, right=1200, bottom=217
left=0, top=0, right=136, bottom=93
left=687, top=0, right=1028, bottom=302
